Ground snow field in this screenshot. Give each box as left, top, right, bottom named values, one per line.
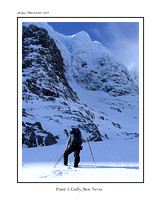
left=21, top=140, right=142, bottom=182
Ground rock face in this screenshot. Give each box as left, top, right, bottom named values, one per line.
left=22, top=24, right=77, bottom=147
left=21, top=23, right=139, bottom=148
left=22, top=24, right=78, bottom=102
left=22, top=121, right=58, bottom=148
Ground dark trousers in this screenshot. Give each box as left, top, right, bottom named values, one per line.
left=64, top=145, right=81, bottom=167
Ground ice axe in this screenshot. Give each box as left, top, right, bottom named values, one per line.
left=86, top=137, right=96, bottom=164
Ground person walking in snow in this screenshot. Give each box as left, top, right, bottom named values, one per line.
left=64, top=127, right=83, bottom=167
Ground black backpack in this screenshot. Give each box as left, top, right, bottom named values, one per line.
left=70, top=128, right=82, bottom=146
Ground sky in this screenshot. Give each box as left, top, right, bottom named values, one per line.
left=48, top=22, right=139, bottom=73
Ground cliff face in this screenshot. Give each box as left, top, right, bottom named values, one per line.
left=69, top=31, right=138, bottom=96
left=22, top=24, right=78, bottom=103
left=22, top=23, right=139, bottom=148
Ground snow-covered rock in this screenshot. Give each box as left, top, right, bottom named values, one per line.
left=70, top=31, right=138, bottom=95
left=22, top=23, right=139, bottom=148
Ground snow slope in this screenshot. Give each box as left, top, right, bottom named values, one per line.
left=21, top=140, right=141, bottom=182
left=21, top=82, right=140, bottom=182
left=69, top=79, right=139, bottom=140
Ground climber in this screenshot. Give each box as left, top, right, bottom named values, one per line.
left=64, top=127, right=83, bottom=167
